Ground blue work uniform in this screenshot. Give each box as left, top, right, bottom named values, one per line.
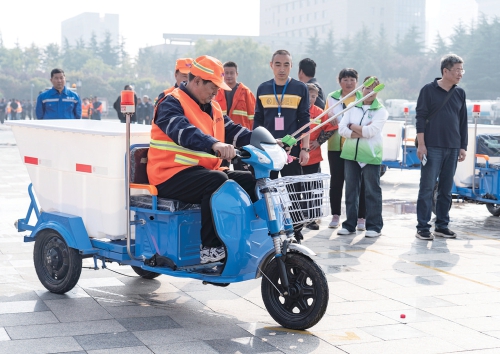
left=36, top=87, right=82, bottom=119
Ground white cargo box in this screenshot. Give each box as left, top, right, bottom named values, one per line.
left=7, top=120, right=151, bottom=239
left=455, top=124, right=500, bottom=187
left=382, top=121, right=416, bottom=161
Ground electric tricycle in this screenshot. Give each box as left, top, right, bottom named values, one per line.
left=450, top=112, right=500, bottom=216
left=11, top=120, right=330, bottom=330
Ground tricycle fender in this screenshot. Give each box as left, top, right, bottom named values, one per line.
left=288, top=243, right=317, bottom=257
left=255, top=243, right=317, bottom=279
left=26, top=212, right=96, bottom=255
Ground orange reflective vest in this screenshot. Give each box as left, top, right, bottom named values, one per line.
left=304, top=104, right=335, bottom=166
left=214, top=83, right=255, bottom=130
left=147, top=88, right=225, bottom=186
left=82, top=103, right=91, bottom=118
left=162, top=86, right=175, bottom=96
left=16, top=102, right=22, bottom=113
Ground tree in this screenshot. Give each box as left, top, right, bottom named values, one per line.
left=191, top=38, right=271, bottom=92
left=42, top=43, right=61, bottom=72
left=432, top=33, right=448, bottom=56
left=394, top=25, right=425, bottom=57
left=99, top=32, right=119, bottom=67
left=315, top=30, right=336, bottom=95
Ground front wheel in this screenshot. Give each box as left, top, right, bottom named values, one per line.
left=261, top=253, right=329, bottom=330
left=131, top=266, right=161, bottom=279
left=33, top=230, right=82, bottom=294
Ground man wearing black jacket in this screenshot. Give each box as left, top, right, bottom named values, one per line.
left=113, top=85, right=137, bottom=123
left=415, top=54, right=468, bottom=241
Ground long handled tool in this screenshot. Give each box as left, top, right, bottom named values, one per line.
left=288, top=76, right=376, bottom=139
left=282, top=83, right=385, bottom=146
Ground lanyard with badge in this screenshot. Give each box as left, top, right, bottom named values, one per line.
left=273, top=78, right=289, bottom=131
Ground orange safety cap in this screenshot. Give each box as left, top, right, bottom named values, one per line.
left=175, top=58, right=193, bottom=74
left=191, top=55, right=231, bottom=91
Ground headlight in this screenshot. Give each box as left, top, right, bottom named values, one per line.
left=262, top=143, right=287, bottom=170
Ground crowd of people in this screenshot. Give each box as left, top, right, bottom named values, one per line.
left=0, top=98, right=35, bottom=123
left=4, top=50, right=467, bottom=264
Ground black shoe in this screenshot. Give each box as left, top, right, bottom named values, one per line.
left=434, top=228, right=457, bottom=238
left=306, top=221, right=319, bottom=230
left=415, top=230, right=434, bottom=240
left=294, top=231, right=304, bottom=244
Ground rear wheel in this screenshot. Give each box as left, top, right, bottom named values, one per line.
left=485, top=195, right=500, bottom=216
left=33, top=230, right=82, bottom=294
left=131, top=266, right=161, bottom=279
left=432, top=181, right=452, bottom=215
left=380, top=165, right=387, bottom=177
left=261, top=253, right=328, bottom=330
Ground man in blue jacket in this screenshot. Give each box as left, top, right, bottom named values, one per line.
left=36, top=68, right=82, bottom=119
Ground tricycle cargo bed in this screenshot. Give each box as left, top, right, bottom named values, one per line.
left=7, top=120, right=151, bottom=239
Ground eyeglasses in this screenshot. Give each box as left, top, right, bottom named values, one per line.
left=448, top=68, right=465, bottom=74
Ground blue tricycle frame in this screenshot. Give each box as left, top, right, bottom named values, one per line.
left=381, top=122, right=420, bottom=176
left=449, top=136, right=500, bottom=216
left=15, top=125, right=330, bottom=330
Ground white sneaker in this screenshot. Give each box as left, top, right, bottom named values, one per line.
left=337, top=228, right=355, bottom=235
left=357, top=218, right=366, bottom=231
left=329, top=215, right=340, bottom=228
left=365, top=230, right=381, bottom=237
left=200, top=245, right=226, bottom=264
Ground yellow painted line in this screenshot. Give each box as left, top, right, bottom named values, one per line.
left=263, top=326, right=312, bottom=335
left=461, top=230, right=500, bottom=242
left=366, top=249, right=500, bottom=291
left=318, top=248, right=500, bottom=291
left=414, top=262, right=500, bottom=291
left=263, top=327, right=362, bottom=341
left=327, top=332, right=361, bottom=341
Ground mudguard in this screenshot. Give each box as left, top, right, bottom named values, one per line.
left=25, top=212, right=96, bottom=255
left=288, top=243, right=316, bottom=257
left=211, top=180, right=273, bottom=280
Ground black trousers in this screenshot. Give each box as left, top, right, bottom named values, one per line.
left=156, top=166, right=256, bottom=248
left=328, top=151, right=366, bottom=218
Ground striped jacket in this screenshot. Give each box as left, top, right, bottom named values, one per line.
left=214, top=83, right=256, bottom=130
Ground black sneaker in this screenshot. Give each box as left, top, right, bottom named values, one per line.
left=434, top=228, right=457, bottom=238
left=415, top=230, right=434, bottom=240
left=306, top=221, right=319, bottom=230
left=294, top=231, right=304, bottom=244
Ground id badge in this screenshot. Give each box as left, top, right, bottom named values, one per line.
left=275, top=116, right=284, bottom=130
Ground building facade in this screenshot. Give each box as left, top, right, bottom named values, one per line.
left=61, top=12, right=119, bottom=47
left=476, top=0, right=500, bottom=19
left=260, top=0, right=426, bottom=44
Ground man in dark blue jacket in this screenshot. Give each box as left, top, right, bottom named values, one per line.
left=254, top=49, right=310, bottom=242
left=415, top=54, right=468, bottom=241
left=36, top=68, right=81, bottom=119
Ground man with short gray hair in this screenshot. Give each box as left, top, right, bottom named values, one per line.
left=415, top=54, right=468, bottom=241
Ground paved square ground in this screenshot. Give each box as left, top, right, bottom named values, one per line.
left=1, top=124, right=500, bottom=353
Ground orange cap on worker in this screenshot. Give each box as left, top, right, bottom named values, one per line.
left=191, top=55, right=232, bottom=91
left=175, top=58, right=193, bottom=74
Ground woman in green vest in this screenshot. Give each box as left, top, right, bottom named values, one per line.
left=324, top=68, right=366, bottom=230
